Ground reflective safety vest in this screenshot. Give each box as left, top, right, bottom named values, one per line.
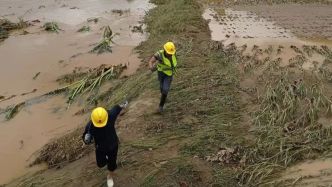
left=156, top=50, right=177, bottom=76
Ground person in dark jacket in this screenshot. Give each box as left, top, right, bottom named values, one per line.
left=82, top=101, right=128, bottom=187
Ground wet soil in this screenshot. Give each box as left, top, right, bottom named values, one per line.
left=204, top=3, right=332, bottom=186
left=0, top=0, right=152, bottom=184
left=203, top=6, right=332, bottom=71
left=232, top=4, right=332, bottom=39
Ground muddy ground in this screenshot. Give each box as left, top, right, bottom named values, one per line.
left=2, top=0, right=332, bottom=186
left=207, top=2, right=332, bottom=187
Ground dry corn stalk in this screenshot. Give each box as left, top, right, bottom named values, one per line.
left=50, top=64, right=126, bottom=111
left=90, top=26, right=119, bottom=54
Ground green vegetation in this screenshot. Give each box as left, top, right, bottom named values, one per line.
left=48, top=64, right=126, bottom=112
left=43, top=22, right=62, bottom=33
left=0, top=11, right=31, bottom=41
left=77, top=26, right=91, bottom=32
left=33, top=72, right=41, bottom=80
left=90, top=26, right=119, bottom=54
left=5, top=102, right=25, bottom=121
left=111, top=9, right=130, bottom=16
left=238, top=64, right=332, bottom=186
left=87, top=17, right=98, bottom=23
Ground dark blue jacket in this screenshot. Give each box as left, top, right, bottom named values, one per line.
left=82, top=105, right=122, bottom=152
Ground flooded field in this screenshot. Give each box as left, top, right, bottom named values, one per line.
left=0, top=0, right=152, bottom=184
left=203, top=5, right=332, bottom=70
left=232, top=4, right=332, bottom=39
left=204, top=2, right=332, bottom=186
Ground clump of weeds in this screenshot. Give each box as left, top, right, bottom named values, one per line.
left=43, top=22, right=63, bottom=33
left=77, top=26, right=91, bottom=32
left=0, top=9, right=32, bottom=41
left=5, top=102, right=25, bottom=121
left=87, top=17, right=98, bottom=23
left=111, top=9, right=130, bottom=16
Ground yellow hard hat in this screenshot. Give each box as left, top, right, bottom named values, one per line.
left=164, top=42, right=176, bottom=55
left=91, top=107, right=108, bottom=128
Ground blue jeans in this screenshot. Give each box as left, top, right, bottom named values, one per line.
left=158, top=71, right=172, bottom=107
left=158, top=71, right=173, bottom=95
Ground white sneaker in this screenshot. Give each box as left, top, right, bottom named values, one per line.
left=107, top=176, right=114, bottom=187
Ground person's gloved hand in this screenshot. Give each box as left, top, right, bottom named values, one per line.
left=151, top=67, right=157, bottom=73
left=121, top=101, right=129, bottom=108
left=84, top=133, right=92, bottom=145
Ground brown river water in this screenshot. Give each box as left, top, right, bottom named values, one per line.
left=0, top=0, right=152, bottom=184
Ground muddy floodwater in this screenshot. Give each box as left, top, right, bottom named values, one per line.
left=0, top=0, right=152, bottom=184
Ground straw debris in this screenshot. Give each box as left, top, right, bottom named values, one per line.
left=207, top=147, right=241, bottom=164
left=21, top=89, right=37, bottom=96
left=238, top=67, right=332, bottom=186
left=0, top=14, right=30, bottom=31
left=33, top=72, right=41, bottom=80
left=31, top=126, right=94, bottom=167
left=87, top=17, right=98, bottom=23
left=111, top=9, right=130, bottom=16
left=49, top=64, right=126, bottom=111
left=0, top=11, right=32, bottom=41
left=0, top=95, right=16, bottom=103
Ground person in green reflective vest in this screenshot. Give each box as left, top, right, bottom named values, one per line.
left=148, top=42, right=177, bottom=112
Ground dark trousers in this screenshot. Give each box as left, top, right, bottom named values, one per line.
left=158, top=71, right=172, bottom=107
left=96, top=144, right=118, bottom=172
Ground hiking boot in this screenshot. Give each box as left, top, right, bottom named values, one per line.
left=158, top=106, right=163, bottom=113
left=107, top=175, right=114, bottom=187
